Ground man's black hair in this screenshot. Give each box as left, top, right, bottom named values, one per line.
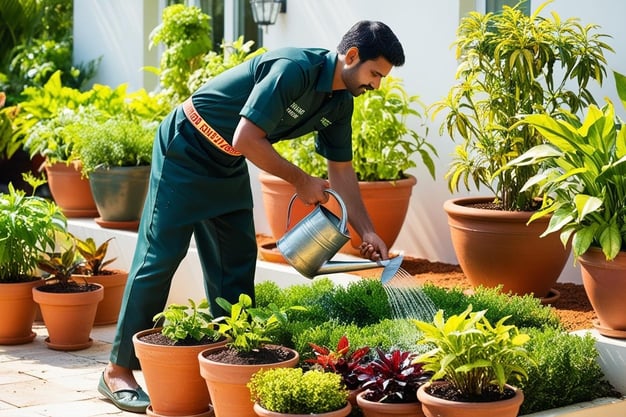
left=337, top=20, right=405, bottom=67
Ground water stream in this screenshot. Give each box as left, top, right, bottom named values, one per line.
left=382, top=267, right=438, bottom=322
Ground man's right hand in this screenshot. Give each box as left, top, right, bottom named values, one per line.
left=293, top=175, right=330, bottom=206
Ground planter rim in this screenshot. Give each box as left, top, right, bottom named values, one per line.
left=355, top=389, right=421, bottom=408
left=443, top=196, right=547, bottom=222
left=252, top=401, right=352, bottom=416
left=417, top=381, right=523, bottom=408
left=259, top=170, right=417, bottom=186
left=579, top=247, right=626, bottom=269
left=198, top=344, right=299, bottom=369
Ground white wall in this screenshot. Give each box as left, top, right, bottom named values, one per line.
left=73, top=0, right=626, bottom=284
left=73, top=0, right=160, bottom=91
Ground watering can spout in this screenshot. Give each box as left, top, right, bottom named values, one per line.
left=313, top=255, right=404, bottom=283
left=315, top=259, right=389, bottom=275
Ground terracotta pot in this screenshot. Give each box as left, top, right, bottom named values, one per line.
left=417, top=382, right=523, bottom=417
left=79, top=270, right=128, bottom=326
left=443, top=197, right=570, bottom=299
left=44, top=160, right=99, bottom=218
left=259, top=171, right=315, bottom=241
left=579, top=248, right=626, bottom=338
left=0, top=280, right=42, bottom=345
left=198, top=344, right=300, bottom=417
left=356, top=390, right=424, bottom=417
left=32, top=283, right=104, bottom=351
left=133, top=328, right=229, bottom=417
left=253, top=401, right=352, bottom=417
left=259, top=172, right=416, bottom=254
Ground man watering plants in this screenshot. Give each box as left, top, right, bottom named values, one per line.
left=99, top=20, right=405, bottom=413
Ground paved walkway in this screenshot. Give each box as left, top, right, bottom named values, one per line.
left=0, top=323, right=145, bottom=417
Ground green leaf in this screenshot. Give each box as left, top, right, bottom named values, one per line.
left=574, top=195, right=603, bottom=222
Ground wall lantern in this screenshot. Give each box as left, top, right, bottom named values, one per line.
left=249, top=0, right=286, bottom=28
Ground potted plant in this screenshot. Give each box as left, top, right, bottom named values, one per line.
left=505, top=70, right=626, bottom=337
left=198, top=293, right=304, bottom=417
left=306, top=335, right=370, bottom=394
left=248, top=367, right=352, bottom=417
left=32, top=235, right=104, bottom=351
left=261, top=75, right=437, bottom=253
left=18, top=72, right=101, bottom=217
left=131, top=298, right=227, bottom=417
left=72, top=235, right=128, bottom=325
left=353, top=348, right=432, bottom=417
left=414, top=306, right=533, bottom=417
left=72, top=111, right=158, bottom=230
left=433, top=1, right=613, bottom=299
left=0, top=179, right=67, bottom=345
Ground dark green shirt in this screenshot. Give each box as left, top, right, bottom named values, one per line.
left=191, top=47, right=354, bottom=162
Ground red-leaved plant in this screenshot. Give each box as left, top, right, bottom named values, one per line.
left=354, top=348, right=431, bottom=403
left=306, top=335, right=370, bottom=390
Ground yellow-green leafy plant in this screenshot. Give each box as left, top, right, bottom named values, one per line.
left=433, top=0, right=613, bottom=211
left=413, top=305, right=533, bottom=400
left=248, top=367, right=349, bottom=414
left=506, top=71, right=626, bottom=260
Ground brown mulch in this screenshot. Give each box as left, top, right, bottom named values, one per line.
left=256, top=234, right=596, bottom=332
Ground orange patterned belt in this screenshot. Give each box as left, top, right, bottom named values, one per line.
left=182, top=98, right=242, bottom=157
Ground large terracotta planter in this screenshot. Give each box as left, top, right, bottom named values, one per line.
left=79, top=270, right=128, bottom=326
left=198, top=345, right=300, bottom=417
left=443, top=197, right=570, bottom=299
left=579, top=248, right=626, bottom=338
left=133, top=328, right=229, bottom=417
left=417, top=382, right=523, bottom=417
left=253, top=402, right=352, bottom=417
left=259, top=171, right=416, bottom=254
left=356, top=390, right=424, bottom=417
left=0, top=280, right=42, bottom=345
left=32, top=283, right=104, bottom=351
left=44, top=160, right=99, bottom=218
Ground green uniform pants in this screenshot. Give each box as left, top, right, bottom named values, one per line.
left=109, top=108, right=257, bottom=369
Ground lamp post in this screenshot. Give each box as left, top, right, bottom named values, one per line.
left=249, top=0, right=286, bottom=32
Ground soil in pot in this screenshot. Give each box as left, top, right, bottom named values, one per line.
left=425, top=381, right=516, bottom=402
left=203, top=344, right=296, bottom=365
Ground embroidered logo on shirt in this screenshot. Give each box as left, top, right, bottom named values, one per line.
left=320, top=117, right=332, bottom=127
left=286, top=102, right=305, bottom=119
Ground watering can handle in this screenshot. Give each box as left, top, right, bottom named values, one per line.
left=285, top=189, right=348, bottom=233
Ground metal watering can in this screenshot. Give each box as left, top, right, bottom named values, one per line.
left=276, top=189, right=403, bottom=283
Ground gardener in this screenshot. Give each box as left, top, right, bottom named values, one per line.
left=98, top=20, right=405, bottom=413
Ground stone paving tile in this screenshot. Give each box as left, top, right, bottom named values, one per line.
left=0, top=324, right=148, bottom=416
